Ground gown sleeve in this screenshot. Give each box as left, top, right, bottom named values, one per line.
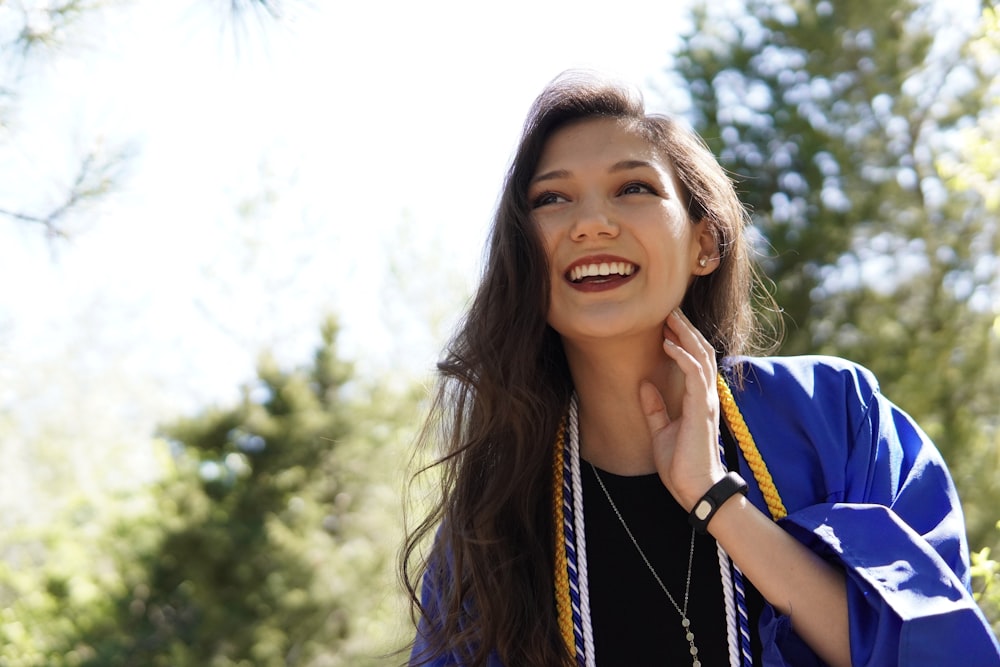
left=728, top=356, right=1000, bottom=666
left=409, top=544, right=506, bottom=667
left=410, top=558, right=454, bottom=666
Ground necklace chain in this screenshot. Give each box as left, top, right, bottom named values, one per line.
left=556, top=379, right=782, bottom=667
left=590, top=462, right=703, bottom=667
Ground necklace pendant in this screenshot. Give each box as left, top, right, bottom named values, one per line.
left=680, top=615, right=700, bottom=667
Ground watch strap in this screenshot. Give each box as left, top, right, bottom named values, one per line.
left=688, top=471, right=748, bottom=533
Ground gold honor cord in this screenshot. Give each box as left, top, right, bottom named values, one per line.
left=715, top=374, right=787, bottom=521
left=551, top=415, right=576, bottom=653
left=552, top=372, right=789, bottom=659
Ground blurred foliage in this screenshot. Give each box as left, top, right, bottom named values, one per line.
left=669, top=0, right=1000, bottom=567
left=0, top=318, right=421, bottom=665
left=3, top=0, right=999, bottom=660
left=972, top=522, right=1000, bottom=637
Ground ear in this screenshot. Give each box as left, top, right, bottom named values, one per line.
left=691, top=220, right=720, bottom=276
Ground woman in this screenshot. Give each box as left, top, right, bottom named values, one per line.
left=401, top=73, right=1000, bottom=666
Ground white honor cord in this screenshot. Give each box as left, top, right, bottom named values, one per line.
left=717, top=544, right=739, bottom=665
left=715, top=435, right=741, bottom=667
left=568, top=396, right=597, bottom=667
left=567, top=393, right=743, bottom=667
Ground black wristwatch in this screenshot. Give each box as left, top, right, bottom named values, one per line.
left=688, top=471, right=749, bottom=533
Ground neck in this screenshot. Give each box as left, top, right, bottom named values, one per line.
left=562, top=330, right=685, bottom=476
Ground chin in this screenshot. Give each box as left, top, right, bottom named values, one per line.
left=551, top=320, right=660, bottom=343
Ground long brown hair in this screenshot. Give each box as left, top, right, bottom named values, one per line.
left=401, top=72, right=776, bottom=667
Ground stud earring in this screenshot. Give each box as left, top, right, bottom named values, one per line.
left=698, top=257, right=708, bottom=268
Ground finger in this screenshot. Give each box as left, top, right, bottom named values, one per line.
left=667, top=310, right=718, bottom=383
left=638, top=381, right=671, bottom=437
left=662, top=320, right=681, bottom=348
left=662, top=328, right=716, bottom=413
left=661, top=334, right=702, bottom=376
left=663, top=326, right=715, bottom=381
left=668, top=309, right=715, bottom=363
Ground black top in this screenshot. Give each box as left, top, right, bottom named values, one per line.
left=582, top=432, right=765, bottom=665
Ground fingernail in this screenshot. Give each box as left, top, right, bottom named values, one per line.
left=664, top=338, right=677, bottom=347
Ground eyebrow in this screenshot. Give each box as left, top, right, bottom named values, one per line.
left=530, top=160, right=657, bottom=184
left=610, top=159, right=656, bottom=173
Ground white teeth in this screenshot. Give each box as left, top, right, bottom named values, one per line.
left=569, top=261, right=637, bottom=281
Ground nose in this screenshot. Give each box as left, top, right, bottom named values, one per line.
left=570, top=198, right=619, bottom=241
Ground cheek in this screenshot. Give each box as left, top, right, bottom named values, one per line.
left=536, top=227, right=560, bottom=271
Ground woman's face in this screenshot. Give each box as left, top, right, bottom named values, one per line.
left=528, top=117, right=715, bottom=344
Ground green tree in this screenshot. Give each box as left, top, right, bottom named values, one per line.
left=0, top=319, right=417, bottom=666
left=93, top=317, right=355, bottom=665
left=972, top=523, right=1000, bottom=637
left=667, top=0, right=1000, bottom=551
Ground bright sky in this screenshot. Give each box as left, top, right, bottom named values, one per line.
left=0, top=0, right=693, bottom=432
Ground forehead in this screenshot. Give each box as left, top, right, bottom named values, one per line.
left=533, top=117, right=671, bottom=174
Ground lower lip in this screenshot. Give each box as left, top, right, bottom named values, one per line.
left=566, top=271, right=638, bottom=293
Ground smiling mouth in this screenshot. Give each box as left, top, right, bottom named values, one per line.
left=567, top=261, right=638, bottom=283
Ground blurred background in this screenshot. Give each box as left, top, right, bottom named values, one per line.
left=1, top=0, right=997, bottom=664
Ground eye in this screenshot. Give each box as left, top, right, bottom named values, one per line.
left=531, top=191, right=567, bottom=208
left=620, top=181, right=658, bottom=196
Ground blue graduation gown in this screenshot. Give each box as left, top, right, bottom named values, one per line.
left=411, top=355, right=1000, bottom=666
left=728, top=355, right=999, bottom=665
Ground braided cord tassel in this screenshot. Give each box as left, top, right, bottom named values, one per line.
left=715, top=412, right=751, bottom=667
left=552, top=414, right=576, bottom=658
left=732, top=564, right=754, bottom=667
left=568, top=398, right=596, bottom=666
left=717, top=372, right=784, bottom=666
left=717, top=373, right=787, bottom=521
left=715, top=430, right=741, bottom=667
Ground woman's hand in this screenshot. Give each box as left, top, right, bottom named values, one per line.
left=643, top=311, right=851, bottom=667
left=640, top=309, right=727, bottom=511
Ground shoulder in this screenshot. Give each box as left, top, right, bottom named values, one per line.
left=721, top=354, right=880, bottom=411
left=718, top=356, right=885, bottom=500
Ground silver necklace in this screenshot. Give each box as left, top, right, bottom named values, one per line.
left=590, top=462, right=702, bottom=667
